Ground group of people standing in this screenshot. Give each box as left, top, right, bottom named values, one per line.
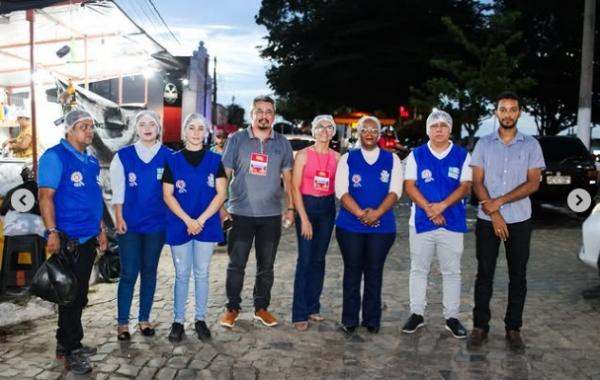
left=37, top=91, right=544, bottom=375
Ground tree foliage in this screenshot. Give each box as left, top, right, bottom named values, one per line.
left=226, top=103, right=246, bottom=129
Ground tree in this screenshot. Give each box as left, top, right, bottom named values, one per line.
left=497, top=0, right=600, bottom=135
left=411, top=6, right=534, bottom=138
left=256, top=0, right=482, bottom=118
left=226, top=103, right=246, bottom=129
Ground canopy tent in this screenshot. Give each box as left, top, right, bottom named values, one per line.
left=0, top=1, right=182, bottom=90
left=0, top=0, right=184, bottom=174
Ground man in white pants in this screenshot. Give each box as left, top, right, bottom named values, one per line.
left=401, top=110, right=472, bottom=339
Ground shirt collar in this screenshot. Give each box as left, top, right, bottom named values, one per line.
left=60, top=138, right=90, bottom=163
left=134, top=140, right=162, bottom=154
left=246, top=126, right=275, bottom=140
left=427, top=140, right=453, bottom=155
left=492, top=128, right=525, bottom=144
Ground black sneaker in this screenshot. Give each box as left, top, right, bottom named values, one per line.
left=445, top=318, right=467, bottom=339
left=402, top=314, right=425, bottom=333
left=56, top=344, right=97, bottom=359
left=582, top=284, right=600, bottom=299
left=340, top=325, right=357, bottom=336
left=195, top=320, right=212, bottom=341
left=168, top=322, right=185, bottom=343
left=65, top=350, right=92, bottom=375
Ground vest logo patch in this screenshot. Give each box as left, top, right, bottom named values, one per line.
left=207, top=173, right=215, bottom=188
left=448, top=166, right=460, bottom=179
left=421, top=169, right=434, bottom=183
left=156, top=168, right=164, bottom=180
left=71, top=171, right=84, bottom=187
left=351, top=174, right=362, bottom=188
left=175, top=179, right=187, bottom=193
left=380, top=170, right=390, bottom=183
left=128, top=172, right=138, bottom=187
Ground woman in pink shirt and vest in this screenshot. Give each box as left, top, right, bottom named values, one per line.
left=291, top=114, right=340, bottom=331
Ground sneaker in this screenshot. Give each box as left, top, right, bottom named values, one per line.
left=220, top=309, right=239, bottom=328
left=505, top=330, right=526, bottom=354
left=254, top=308, right=278, bottom=327
left=340, top=325, right=357, bottom=336
left=168, top=322, right=185, bottom=342
left=195, top=320, right=212, bottom=341
left=401, top=314, right=425, bottom=333
left=445, top=318, right=467, bottom=339
left=467, top=328, right=488, bottom=349
left=582, top=284, right=600, bottom=299
left=56, top=344, right=97, bottom=359
left=366, top=326, right=380, bottom=334
left=65, top=350, right=92, bottom=375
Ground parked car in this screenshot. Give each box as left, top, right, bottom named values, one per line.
left=579, top=203, right=600, bottom=270
left=283, top=134, right=315, bottom=158
left=532, top=136, right=598, bottom=213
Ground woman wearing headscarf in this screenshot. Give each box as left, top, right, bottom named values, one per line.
left=334, top=115, right=403, bottom=334
left=291, top=115, right=340, bottom=331
left=110, top=110, right=171, bottom=341
left=162, top=113, right=227, bottom=342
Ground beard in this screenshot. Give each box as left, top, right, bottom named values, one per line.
left=255, top=119, right=271, bottom=129
left=499, top=118, right=517, bottom=129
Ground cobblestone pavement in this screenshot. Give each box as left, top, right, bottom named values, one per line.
left=1, top=202, right=599, bottom=380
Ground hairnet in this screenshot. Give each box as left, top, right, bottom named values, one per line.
left=356, top=115, right=381, bottom=137
left=135, top=110, right=162, bottom=134
left=311, top=114, right=336, bottom=137
left=65, top=109, right=93, bottom=130
left=182, top=113, right=210, bottom=143
left=426, top=109, right=453, bottom=134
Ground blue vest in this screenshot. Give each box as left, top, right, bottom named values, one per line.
left=413, top=144, right=468, bottom=234
left=336, top=149, right=396, bottom=233
left=165, top=150, right=224, bottom=245
left=49, top=143, right=103, bottom=239
left=119, top=144, right=170, bottom=233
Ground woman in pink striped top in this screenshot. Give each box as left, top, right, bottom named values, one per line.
left=291, top=114, right=340, bottom=331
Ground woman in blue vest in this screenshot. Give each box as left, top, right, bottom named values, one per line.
left=334, top=116, right=403, bottom=334
left=162, top=113, right=227, bottom=342
left=109, top=110, right=171, bottom=340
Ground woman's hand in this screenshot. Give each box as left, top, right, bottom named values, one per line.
left=300, top=217, right=313, bottom=240
left=185, top=218, right=202, bottom=235
left=115, top=215, right=127, bottom=234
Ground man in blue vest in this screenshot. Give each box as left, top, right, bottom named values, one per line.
left=401, top=110, right=472, bottom=339
left=38, top=109, right=107, bottom=375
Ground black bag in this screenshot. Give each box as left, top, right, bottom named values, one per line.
left=30, top=237, right=79, bottom=305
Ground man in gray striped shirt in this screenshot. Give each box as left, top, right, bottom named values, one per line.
left=467, top=91, right=545, bottom=354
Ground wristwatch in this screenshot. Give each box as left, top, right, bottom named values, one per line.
left=44, top=227, right=59, bottom=239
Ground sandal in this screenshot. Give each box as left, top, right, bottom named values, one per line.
left=309, top=314, right=325, bottom=322
left=138, top=322, right=156, bottom=337
left=293, top=321, right=309, bottom=331
left=117, top=325, right=130, bottom=341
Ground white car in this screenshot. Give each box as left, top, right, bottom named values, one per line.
left=579, top=203, right=600, bottom=269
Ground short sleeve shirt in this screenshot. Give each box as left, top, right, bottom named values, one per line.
left=470, top=129, right=545, bottom=223
left=221, top=128, right=293, bottom=217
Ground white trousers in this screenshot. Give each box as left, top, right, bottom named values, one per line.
left=409, top=227, right=463, bottom=319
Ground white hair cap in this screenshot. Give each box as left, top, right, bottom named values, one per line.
left=311, top=114, right=335, bottom=137
left=426, top=109, right=453, bottom=133
left=135, top=110, right=162, bottom=134
left=181, top=113, right=210, bottom=143
left=356, top=115, right=381, bottom=137
left=65, top=109, right=93, bottom=130
left=15, top=108, right=31, bottom=119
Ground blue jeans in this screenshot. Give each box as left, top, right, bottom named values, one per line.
left=292, top=195, right=335, bottom=322
left=335, top=227, right=395, bottom=328
left=117, top=231, right=165, bottom=325
left=170, top=240, right=214, bottom=323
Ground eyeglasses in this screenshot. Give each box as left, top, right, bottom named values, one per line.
left=315, top=126, right=334, bottom=133
left=360, top=128, right=379, bottom=135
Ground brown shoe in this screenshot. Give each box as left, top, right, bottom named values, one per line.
left=254, top=309, right=278, bottom=327
left=293, top=321, right=309, bottom=331
left=467, top=328, right=488, bottom=349
left=505, top=330, right=526, bottom=353
left=220, top=309, right=239, bottom=328
left=309, top=314, right=324, bottom=322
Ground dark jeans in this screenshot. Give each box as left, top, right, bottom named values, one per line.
left=225, top=214, right=281, bottom=311
left=335, top=227, right=396, bottom=328
left=56, top=237, right=97, bottom=355
left=292, top=195, right=335, bottom=322
left=473, top=218, right=531, bottom=332
left=117, top=231, right=165, bottom=324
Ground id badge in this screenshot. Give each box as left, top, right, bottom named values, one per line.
left=313, top=169, right=330, bottom=191
left=250, top=153, right=268, bottom=176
